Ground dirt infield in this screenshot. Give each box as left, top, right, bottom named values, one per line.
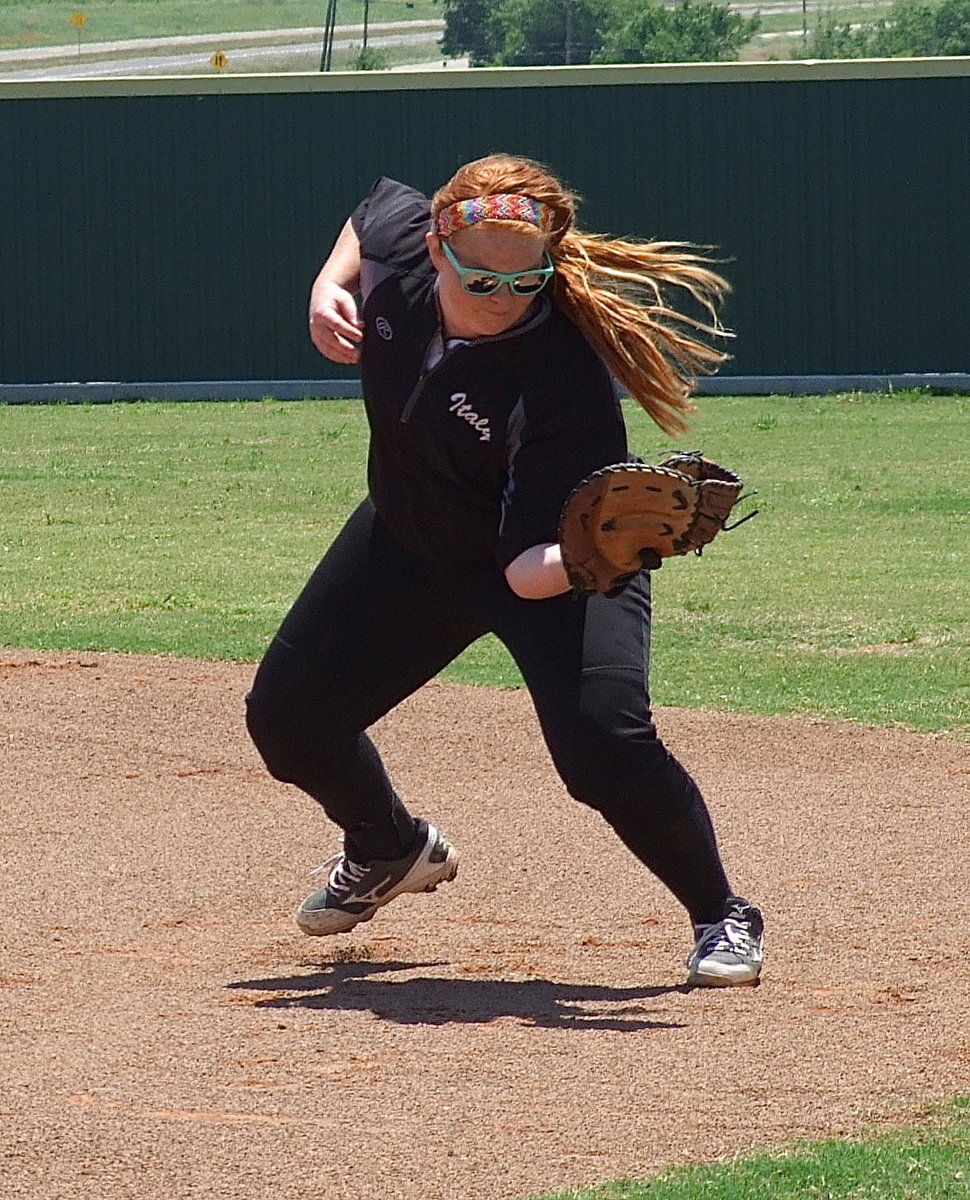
left=2, top=649, right=968, bottom=1200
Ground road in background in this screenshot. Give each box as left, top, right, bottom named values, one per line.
left=0, top=21, right=452, bottom=79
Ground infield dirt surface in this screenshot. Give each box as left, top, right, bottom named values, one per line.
left=2, top=649, right=969, bottom=1199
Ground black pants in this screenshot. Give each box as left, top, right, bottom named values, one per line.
left=246, top=499, right=733, bottom=926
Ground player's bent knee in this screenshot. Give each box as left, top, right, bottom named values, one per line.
left=244, top=690, right=301, bottom=782
left=557, top=721, right=688, bottom=820
left=244, top=689, right=351, bottom=787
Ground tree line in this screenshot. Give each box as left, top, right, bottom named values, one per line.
left=807, top=0, right=970, bottom=57
left=437, top=0, right=970, bottom=65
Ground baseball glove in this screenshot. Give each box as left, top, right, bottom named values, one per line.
left=558, top=452, right=754, bottom=595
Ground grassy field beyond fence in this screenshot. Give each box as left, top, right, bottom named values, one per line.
left=0, top=392, right=967, bottom=737
left=0, top=0, right=441, bottom=49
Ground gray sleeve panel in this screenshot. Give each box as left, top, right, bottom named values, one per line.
left=359, top=259, right=395, bottom=304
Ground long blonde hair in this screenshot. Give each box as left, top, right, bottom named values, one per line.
left=431, top=154, right=731, bottom=436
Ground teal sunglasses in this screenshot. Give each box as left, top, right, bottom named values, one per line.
left=441, top=239, right=555, bottom=297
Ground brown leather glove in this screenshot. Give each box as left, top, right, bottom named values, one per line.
left=558, top=453, right=753, bottom=595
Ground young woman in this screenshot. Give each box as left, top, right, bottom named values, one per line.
left=245, top=154, right=764, bottom=987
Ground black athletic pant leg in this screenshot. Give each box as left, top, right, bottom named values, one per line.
left=245, top=500, right=487, bottom=861
left=247, top=504, right=732, bottom=923
left=487, top=572, right=732, bottom=926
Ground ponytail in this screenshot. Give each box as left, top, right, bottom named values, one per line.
left=551, top=232, right=731, bottom=436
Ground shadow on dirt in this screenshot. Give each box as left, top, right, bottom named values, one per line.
left=227, top=961, right=690, bottom=1029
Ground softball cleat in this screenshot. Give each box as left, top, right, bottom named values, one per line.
left=686, top=895, right=764, bottom=987
left=295, top=819, right=458, bottom=936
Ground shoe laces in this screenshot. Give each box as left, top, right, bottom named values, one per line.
left=696, top=913, right=756, bottom=957
left=311, top=852, right=368, bottom=897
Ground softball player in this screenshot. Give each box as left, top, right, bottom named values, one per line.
left=246, top=154, right=764, bottom=986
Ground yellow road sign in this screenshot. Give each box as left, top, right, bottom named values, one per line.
left=70, top=11, right=87, bottom=29
left=209, top=51, right=229, bottom=71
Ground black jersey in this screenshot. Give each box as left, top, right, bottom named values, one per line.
left=350, top=177, right=628, bottom=569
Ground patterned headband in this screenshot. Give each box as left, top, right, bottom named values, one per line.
left=435, top=194, right=557, bottom=238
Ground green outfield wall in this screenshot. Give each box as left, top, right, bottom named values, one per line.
left=1, top=59, right=968, bottom=392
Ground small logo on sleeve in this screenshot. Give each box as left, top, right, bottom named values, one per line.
left=375, top=317, right=393, bottom=340
left=447, top=393, right=491, bottom=443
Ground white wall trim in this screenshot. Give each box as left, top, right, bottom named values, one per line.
left=2, top=56, right=968, bottom=101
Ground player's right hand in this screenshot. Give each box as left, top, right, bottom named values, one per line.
left=309, top=280, right=364, bottom=364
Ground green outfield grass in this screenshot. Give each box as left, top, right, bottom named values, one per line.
left=531, top=1097, right=970, bottom=1200
left=0, top=392, right=967, bottom=737
left=0, top=0, right=441, bottom=51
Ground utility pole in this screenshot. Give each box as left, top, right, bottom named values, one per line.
left=564, top=0, right=573, bottom=64
left=319, top=0, right=338, bottom=70
left=363, top=0, right=370, bottom=48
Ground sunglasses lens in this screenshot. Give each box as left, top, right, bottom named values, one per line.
left=463, top=274, right=501, bottom=296
left=510, top=274, right=549, bottom=295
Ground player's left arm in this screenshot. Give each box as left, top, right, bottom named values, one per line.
left=499, top=356, right=627, bottom=600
